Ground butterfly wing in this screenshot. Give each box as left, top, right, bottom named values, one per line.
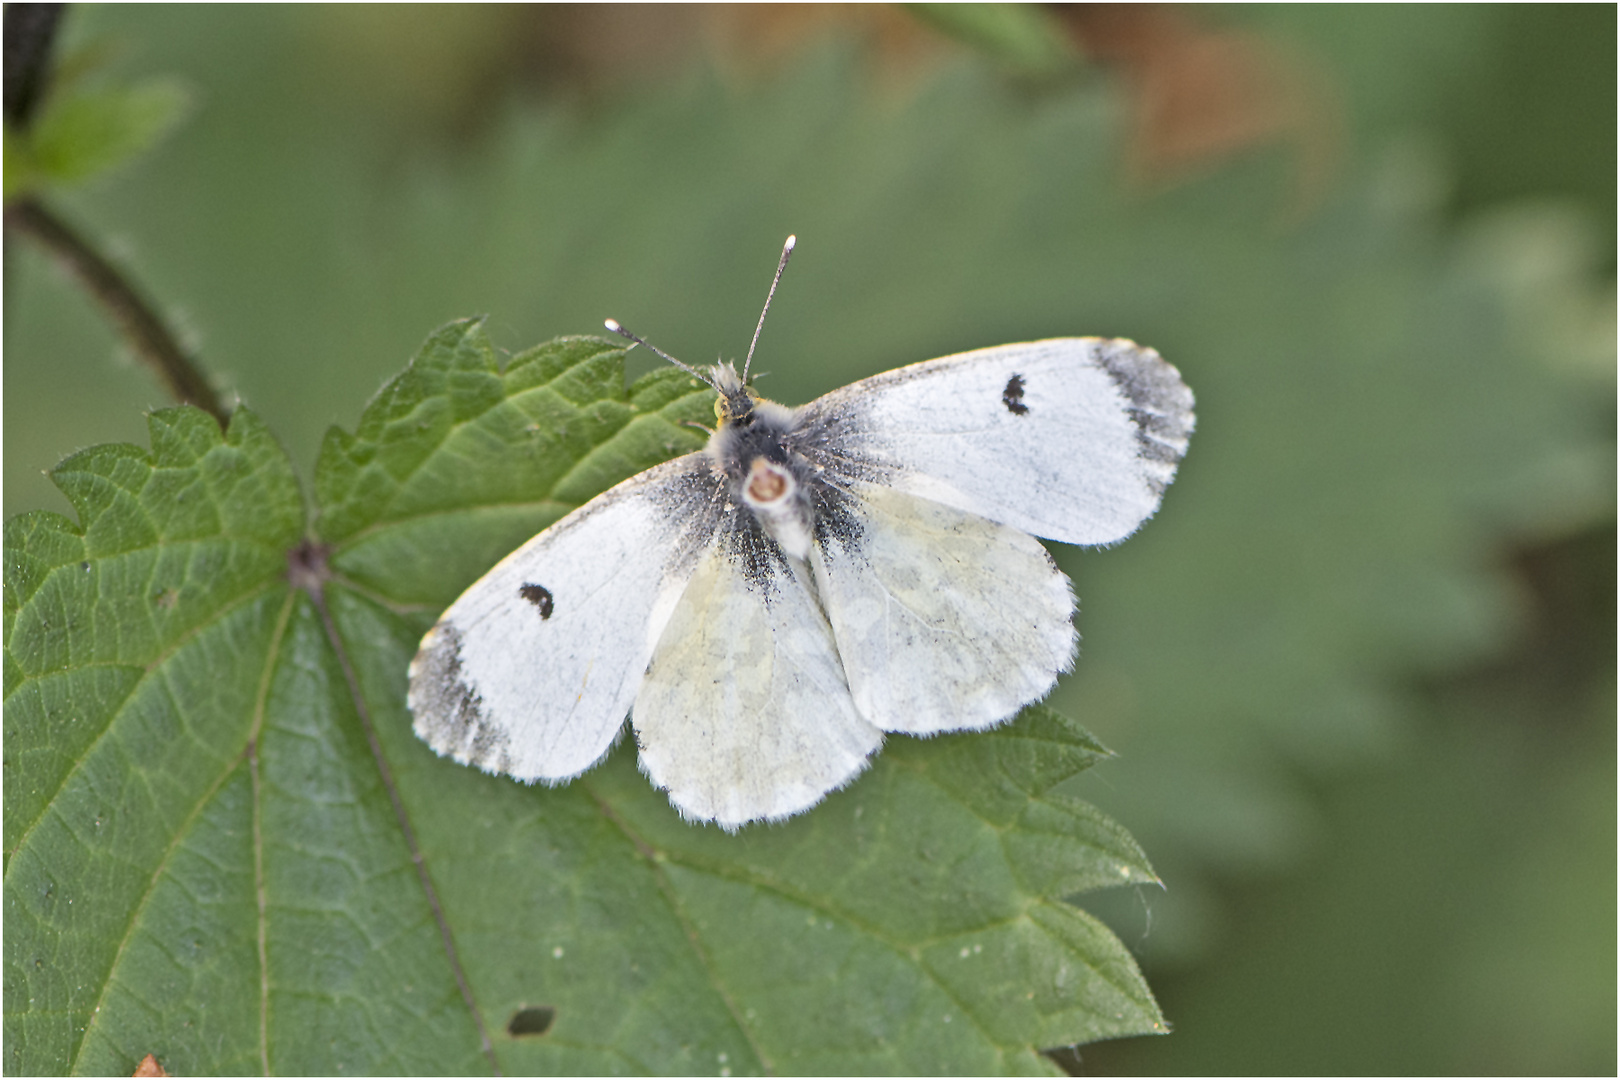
left=798, top=338, right=1194, bottom=546
left=408, top=454, right=724, bottom=784
left=809, top=481, right=1076, bottom=735
left=633, top=516, right=883, bottom=829
left=790, top=338, right=1191, bottom=735
left=411, top=338, right=1192, bottom=823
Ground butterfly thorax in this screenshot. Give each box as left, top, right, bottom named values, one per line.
left=705, top=365, right=817, bottom=561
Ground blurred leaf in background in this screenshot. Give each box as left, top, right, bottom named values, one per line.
left=4, top=76, right=189, bottom=201
left=4, top=3, right=1614, bottom=1075
left=3, top=2, right=191, bottom=201
left=905, top=4, right=1077, bottom=79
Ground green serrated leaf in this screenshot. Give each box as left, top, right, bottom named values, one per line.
left=6, top=332, right=1165, bottom=1073
left=4, top=78, right=191, bottom=199
left=3, top=407, right=304, bottom=1071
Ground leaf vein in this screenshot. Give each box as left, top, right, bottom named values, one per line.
left=581, top=785, right=777, bottom=1076
left=663, top=847, right=1014, bottom=1061
left=68, top=751, right=259, bottom=1070
left=249, top=590, right=296, bottom=1077
left=307, top=584, right=500, bottom=1075
left=3, top=579, right=286, bottom=861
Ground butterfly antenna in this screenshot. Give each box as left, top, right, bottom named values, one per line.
left=603, top=319, right=717, bottom=390
left=742, top=234, right=796, bottom=382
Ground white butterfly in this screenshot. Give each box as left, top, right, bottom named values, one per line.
left=408, top=237, right=1194, bottom=829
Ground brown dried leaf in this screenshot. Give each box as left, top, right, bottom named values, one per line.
left=132, top=1053, right=169, bottom=1078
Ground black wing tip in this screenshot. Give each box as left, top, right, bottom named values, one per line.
left=408, top=621, right=515, bottom=773
left=1094, top=339, right=1194, bottom=422
left=1089, top=339, right=1195, bottom=478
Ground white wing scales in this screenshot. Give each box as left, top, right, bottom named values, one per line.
left=409, top=335, right=1193, bottom=830
left=408, top=454, right=721, bottom=783
left=634, top=529, right=882, bottom=828
left=801, top=338, right=1194, bottom=546
left=811, top=482, right=1076, bottom=736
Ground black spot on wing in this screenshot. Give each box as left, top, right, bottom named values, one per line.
left=1002, top=374, right=1030, bottom=415
left=519, top=583, right=554, bottom=619
left=408, top=622, right=513, bottom=774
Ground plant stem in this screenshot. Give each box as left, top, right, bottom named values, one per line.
left=3, top=3, right=66, bottom=128
left=5, top=196, right=229, bottom=423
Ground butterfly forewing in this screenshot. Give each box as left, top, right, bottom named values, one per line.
left=408, top=454, right=723, bottom=783
left=799, top=339, right=1194, bottom=547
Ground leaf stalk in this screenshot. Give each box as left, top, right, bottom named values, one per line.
left=5, top=195, right=229, bottom=424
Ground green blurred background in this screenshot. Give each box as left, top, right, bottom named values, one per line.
left=5, top=5, right=1614, bottom=1074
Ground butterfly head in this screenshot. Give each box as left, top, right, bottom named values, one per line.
left=711, top=361, right=765, bottom=428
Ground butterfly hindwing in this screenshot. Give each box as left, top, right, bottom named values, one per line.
left=810, top=481, right=1077, bottom=736
left=408, top=454, right=723, bottom=784
left=634, top=517, right=883, bottom=829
